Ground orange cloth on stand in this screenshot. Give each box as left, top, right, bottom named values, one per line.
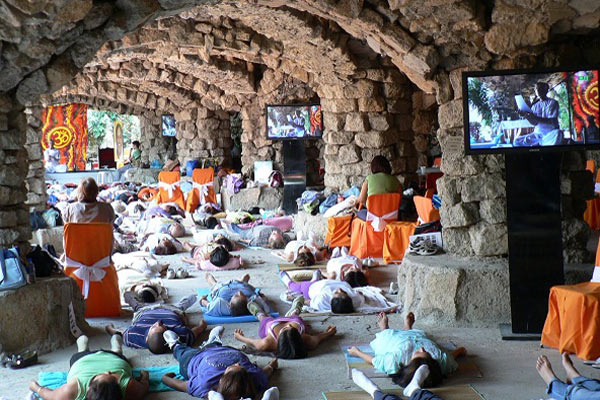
left=63, top=223, right=121, bottom=318
left=350, top=193, right=401, bottom=259
left=185, top=168, right=217, bottom=213
left=324, top=215, right=352, bottom=249
left=414, top=196, right=440, bottom=223
left=584, top=197, right=600, bottom=230
left=156, top=171, right=185, bottom=209
left=383, top=221, right=417, bottom=264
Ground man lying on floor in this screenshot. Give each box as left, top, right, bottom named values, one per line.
left=223, top=223, right=289, bottom=249
left=200, top=273, right=272, bottom=317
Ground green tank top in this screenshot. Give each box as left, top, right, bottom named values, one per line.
left=67, top=351, right=132, bottom=400
left=366, top=173, right=400, bottom=197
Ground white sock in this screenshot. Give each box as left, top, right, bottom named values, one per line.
left=262, top=387, right=280, bottom=400
left=110, top=334, right=123, bottom=354
left=351, top=369, right=380, bottom=398
left=403, top=364, right=430, bottom=397
left=208, top=326, right=224, bottom=343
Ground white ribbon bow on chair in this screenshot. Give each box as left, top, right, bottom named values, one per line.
left=158, top=181, right=180, bottom=198
left=65, top=256, right=111, bottom=299
left=366, top=210, right=398, bottom=232
left=193, top=181, right=214, bottom=205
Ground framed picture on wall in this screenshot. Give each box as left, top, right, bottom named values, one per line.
left=162, top=114, right=177, bottom=137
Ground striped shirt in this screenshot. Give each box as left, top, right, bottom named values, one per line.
left=122, top=308, right=194, bottom=348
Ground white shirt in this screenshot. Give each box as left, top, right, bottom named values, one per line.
left=307, top=280, right=363, bottom=312
left=326, top=255, right=363, bottom=280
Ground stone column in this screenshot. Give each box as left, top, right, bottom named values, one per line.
left=24, top=105, right=48, bottom=211
left=139, top=112, right=170, bottom=166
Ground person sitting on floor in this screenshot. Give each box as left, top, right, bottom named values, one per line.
left=140, top=232, right=183, bottom=255
left=325, top=251, right=368, bottom=288
left=347, top=312, right=465, bottom=389
left=105, top=294, right=205, bottom=354
left=62, top=177, right=115, bottom=224
left=161, top=326, right=278, bottom=399
left=200, top=273, right=271, bottom=317
left=352, top=366, right=443, bottom=400
left=29, top=334, right=149, bottom=400
left=536, top=352, right=600, bottom=400
left=232, top=295, right=337, bottom=359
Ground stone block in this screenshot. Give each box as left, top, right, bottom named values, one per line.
left=344, top=114, right=369, bottom=132
left=343, top=80, right=377, bottom=99
left=460, top=174, right=505, bottom=202
left=442, top=227, right=474, bottom=256
left=468, top=222, right=508, bottom=256
left=436, top=176, right=461, bottom=206
left=223, top=187, right=283, bottom=211
left=124, top=168, right=160, bottom=184
left=358, top=97, right=386, bottom=112
left=293, top=211, right=328, bottom=247
left=440, top=202, right=479, bottom=228
left=324, top=173, right=349, bottom=190
left=338, top=144, right=361, bottom=164
left=321, top=98, right=357, bottom=113
left=386, top=98, right=412, bottom=114
left=438, top=99, right=463, bottom=129
left=368, top=113, right=392, bottom=131
left=479, top=198, right=507, bottom=224
left=355, top=130, right=397, bottom=149
left=323, top=113, right=346, bottom=131
left=326, top=130, right=354, bottom=145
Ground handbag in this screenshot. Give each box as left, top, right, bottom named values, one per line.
left=0, top=248, right=28, bottom=291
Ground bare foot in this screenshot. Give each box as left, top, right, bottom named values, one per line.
left=404, top=312, right=415, bottom=330
left=562, top=352, right=581, bottom=382
left=241, top=273, right=250, bottom=283
left=536, top=355, right=557, bottom=386
left=377, top=312, right=389, bottom=330
left=105, top=324, right=121, bottom=336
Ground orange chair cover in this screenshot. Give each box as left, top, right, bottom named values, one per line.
left=383, top=221, right=417, bottom=264
left=63, top=223, right=121, bottom=318
left=414, top=195, right=441, bottom=223
left=324, top=215, right=352, bottom=249
left=138, top=187, right=158, bottom=202
left=586, top=160, right=596, bottom=174
left=156, top=171, right=185, bottom=209
left=186, top=168, right=217, bottom=213
left=584, top=197, right=600, bottom=230
left=350, top=193, right=401, bottom=259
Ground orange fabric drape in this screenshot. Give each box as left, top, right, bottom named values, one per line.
left=383, top=221, right=417, bottom=264
left=414, top=195, right=440, bottom=223
left=324, top=215, right=353, bottom=249
left=185, top=168, right=216, bottom=213
left=586, top=160, right=596, bottom=174
left=584, top=197, right=600, bottom=230
left=350, top=193, right=401, bottom=259
left=63, top=223, right=121, bottom=318
left=156, top=171, right=185, bottom=209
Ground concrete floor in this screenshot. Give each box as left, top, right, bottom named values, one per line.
left=2, top=229, right=598, bottom=400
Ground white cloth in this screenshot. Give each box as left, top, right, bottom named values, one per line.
left=44, top=148, right=60, bottom=172
left=591, top=266, right=600, bottom=283
left=326, top=255, right=362, bottom=280
left=193, top=181, right=214, bottom=204
left=324, top=195, right=358, bottom=218
left=285, top=238, right=319, bottom=262
left=125, top=201, right=147, bottom=217
left=140, top=233, right=183, bottom=253
left=158, top=181, right=180, bottom=198
left=366, top=210, right=398, bottom=232
left=307, top=280, right=397, bottom=313
left=65, top=255, right=111, bottom=299
left=112, top=251, right=165, bottom=276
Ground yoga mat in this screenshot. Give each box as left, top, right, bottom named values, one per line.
left=322, top=385, right=485, bottom=400
left=38, top=365, right=181, bottom=393
left=197, top=288, right=279, bottom=324
left=278, top=263, right=325, bottom=271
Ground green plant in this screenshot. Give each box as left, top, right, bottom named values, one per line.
left=467, top=78, right=493, bottom=127
left=87, top=109, right=141, bottom=149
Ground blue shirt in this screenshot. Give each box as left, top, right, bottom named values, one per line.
left=122, top=308, right=194, bottom=349
left=201, top=280, right=259, bottom=317
left=187, top=345, right=268, bottom=398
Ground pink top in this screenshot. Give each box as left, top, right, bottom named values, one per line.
left=238, top=216, right=293, bottom=232
left=196, top=256, right=241, bottom=271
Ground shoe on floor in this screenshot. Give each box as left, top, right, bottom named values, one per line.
left=176, top=267, right=189, bottom=279
left=208, top=326, right=224, bottom=343
left=166, top=268, right=176, bottom=279
left=285, top=295, right=305, bottom=317
left=163, top=330, right=180, bottom=349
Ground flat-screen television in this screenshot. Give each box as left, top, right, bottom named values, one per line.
left=162, top=114, right=176, bottom=137
left=266, top=104, right=323, bottom=140
left=463, top=67, right=599, bottom=154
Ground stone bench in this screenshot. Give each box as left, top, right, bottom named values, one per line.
left=222, top=187, right=283, bottom=211
left=0, top=276, right=88, bottom=355
left=397, top=254, right=593, bottom=328
left=293, top=211, right=328, bottom=247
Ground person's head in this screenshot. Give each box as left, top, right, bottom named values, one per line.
left=49, top=139, right=55, bottom=149
left=205, top=216, right=219, bottom=229
left=330, top=288, right=354, bottom=314
left=267, top=230, right=286, bottom=249
left=165, top=205, right=178, bottom=216
left=277, top=326, right=308, bottom=359
left=215, top=235, right=233, bottom=251
left=241, top=216, right=253, bottom=224
left=77, top=177, right=99, bottom=203
left=391, top=349, right=443, bottom=388
left=229, top=291, right=250, bottom=316
left=210, top=245, right=231, bottom=267
left=370, top=155, right=392, bottom=175
left=294, top=250, right=315, bottom=267
left=154, top=238, right=177, bottom=255
left=85, top=374, right=123, bottom=400
left=168, top=222, right=185, bottom=237
left=344, top=270, right=368, bottom=288
left=535, top=82, right=549, bottom=99
left=146, top=320, right=169, bottom=354
left=137, top=285, right=158, bottom=303
left=217, top=363, right=256, bottom=400
left=132, top=140, right=140, bottom=149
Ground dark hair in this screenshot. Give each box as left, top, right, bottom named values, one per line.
left=344, top=271, right=368, bottom=288
left=210, top=246, right=230, bottom=267
left=331, top=296, right=354, bottom=314
left=277, top=327, right=308, bottom=359
left=371, top=155, right=392, bottom=175
left=166, top=206, right=178, bottom=216
left=134, top=204, right=145, bottom=214
left=147, top=331, right=169, bottom=354
left=139, top=289, right=157, bottom=303
left=205, top=217, right=219, bottom=229
left=536, top=81, right=549, bottom=92
left=390, top=357, right=443, bottom=388
left=241, top=216, right=253, bottom=224
left=229, top=296, right=250, bottom=316
left=132, top=140, right=141, bottom=147
left=154, top=241, right=177, bottom=255
left=217, top=367, right=256, bottom=400
left=215, top=236, right=233, bottom=251
left=294, top=252, right=315, bottom=266
left=85, top=378, right=123, bottom=400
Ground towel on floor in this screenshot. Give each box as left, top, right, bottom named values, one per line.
left=197, top=288, right=279, bottom=324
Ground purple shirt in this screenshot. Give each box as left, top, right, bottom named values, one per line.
left=122, top=308, right=194, bottom=349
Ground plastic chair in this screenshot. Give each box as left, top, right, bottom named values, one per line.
left=349, top=193, right=401, bottom=258
left=324, top=215, right=352, bottom=249
left=156, top=171, right=185, bottom=209
left=186, top=168, right=217, bottom=213
left=63, top=223, right=121, bottom=317
left=414, top=195, right=441, bottom=224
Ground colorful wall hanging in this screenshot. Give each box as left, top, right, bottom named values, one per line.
left=41, top=103, right=88, bottom=171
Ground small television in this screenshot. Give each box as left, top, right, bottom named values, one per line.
left=162, top=114, right=176, bottom=137
left=266, top=104, right=323, bottom=140
left=463, top=67, right=599, bottom=155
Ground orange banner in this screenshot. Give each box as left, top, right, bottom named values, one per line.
left=41, top=104, right=88, bottom=171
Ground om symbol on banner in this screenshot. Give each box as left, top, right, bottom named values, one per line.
left=48, top=126, right=73, bottom=149
left=585, top=81, right=599, bottom=111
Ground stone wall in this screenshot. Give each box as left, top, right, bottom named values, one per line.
left=411, top=91, right=439, bottom=167
left=24, top=105, right=48, bottom=211
left=139, top=112, right=171, bottom=166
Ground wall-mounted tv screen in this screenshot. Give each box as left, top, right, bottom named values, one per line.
left=463, top=68, right=599, bottom=154
left=266, top=104, right=323, bottom=140
left=162, top=114, right=176, bottom=137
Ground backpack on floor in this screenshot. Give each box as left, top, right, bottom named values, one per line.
left=0, top=248, right=27, bottom=291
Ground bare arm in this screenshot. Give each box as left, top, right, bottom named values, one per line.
left=162, top=373, right=188, bottom=393
left=126, top=370, right=149, bottom=400
left=29, top=380, right=77, bottom=400
left=303, top=325, right=336, bottom=350
left=233, top=329, right=275, bottom=351
left=357, top=181, right=368, bottom=206
left=348, top=347, right=374, bottom=365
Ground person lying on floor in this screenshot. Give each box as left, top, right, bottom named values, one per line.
left=348, top=312, right=465, bottom=388
left=138, top=216, right=185, bottom=238
left=352, top=366, right=443, bottom=400
left=277, top=231, right=327, bottom=265
left=182, top=236, right=243, bottom=271
left=325, top=251, right=368, bottom=288
left=118, top=276, right=168, bottom=305
left=105, top=294, right=206, bottom=354
left=232, top=215, right=294, bottom=233
left=113, top=251, right=169, bottom=277
left=232, top=295, right=337, bottom=359
left=161, top=326, right=278, bottom=399
left=29, top=334, right=149, bottom=400
left=200, top=272, right=271, bottom=317
left=537, top=352, right=600, bottom=400
left=142, top=202, right=185, bottom=220
left=224, top=224, right=288, bottom=249
left=140, top=232, right=183, bottom=255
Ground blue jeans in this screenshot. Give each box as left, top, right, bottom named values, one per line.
left=549, top=376, right=600, bottom=400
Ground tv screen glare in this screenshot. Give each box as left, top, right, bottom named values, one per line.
left=266, top=105, right=323, bottom=139
left=463, top=68, right=599, bottom=154
left=162, top=114, right=176, bottom=137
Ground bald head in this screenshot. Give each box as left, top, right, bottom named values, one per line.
left=78, top=177, right=99, bottom=202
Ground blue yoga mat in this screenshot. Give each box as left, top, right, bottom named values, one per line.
left=38, top=365, right=182, bottom=393
left=197, top=288, right=279, bottom=324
